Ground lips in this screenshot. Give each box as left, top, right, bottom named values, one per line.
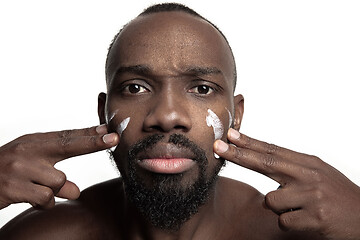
left=135, top=143, right=197, bottom=174
left=138, top=158, right=196, bottom=174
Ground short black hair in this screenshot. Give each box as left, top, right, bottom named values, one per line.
left=140, top=2, right=201, bottom=16
left=105, top=3, right=237, bottom=89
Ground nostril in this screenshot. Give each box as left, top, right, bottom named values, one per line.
left=146, top=124, right=188, bottom=133
left=149, top=126, right=163, bottom=132
left=174, top=125, right=186, bottom=130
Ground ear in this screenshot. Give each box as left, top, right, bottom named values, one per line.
left=98, top=92, right=107, bottom=124
left=233, top=94, right=244, bottom=131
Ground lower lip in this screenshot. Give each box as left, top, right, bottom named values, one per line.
left=137, top=158, right=196, bottom=174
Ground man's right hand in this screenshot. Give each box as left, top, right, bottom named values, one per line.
left=0, top=125, right=119, bottom=210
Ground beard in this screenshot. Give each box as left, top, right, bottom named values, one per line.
left=110, top=133, right=224, bottom=231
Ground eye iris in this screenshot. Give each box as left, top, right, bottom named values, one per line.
left=198, top=85, right=209, bottom=94
left=129, top=84, right=141, bottom=93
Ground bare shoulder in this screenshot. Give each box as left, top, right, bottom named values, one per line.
left=215, top=177, right=280, bottom=238
left=0, top=178, right=124, bottom=240
left=216, top=177, right=324, bottom=240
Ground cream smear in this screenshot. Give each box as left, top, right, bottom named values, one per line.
left=226, top=108, right=233, bottom=128
left=105, top=110, right=130, bottom=135
left=206, top=109, right=224, bottom=140
left=106, top=110, right=130, bottom=152
left=106, top=109, right=118, bottom=124
left=118, top=117, right=130, bottom=136
left=109, top=117, right=130, bottom=152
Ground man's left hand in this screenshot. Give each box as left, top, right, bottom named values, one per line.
left=214, top=128, right=360, bottom=240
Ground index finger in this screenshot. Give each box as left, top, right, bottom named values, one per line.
left=43, top=126, right=119, bottom=164
left=213, top=131, right=307, bottom=184
left=226, top=128, right=306, bottom=162
left=214, top=139, right=294, bottom=183
left=19, top=124, right=109, bottom=142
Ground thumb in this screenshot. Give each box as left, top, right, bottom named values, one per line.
left=55, top=180, right=80, bottom=200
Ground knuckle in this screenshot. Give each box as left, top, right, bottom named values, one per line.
left=0, top=179, right=13, bottom=197
left=11, top=141, right=28, bottom=154
left=58, top=136, right=72, bottom=148
left=310, top=155, right=321, bottom=162
left=308, top=155, right=324, bottom=167
left=313, top=188, right=325, bottom=202
left=16, top=133, right=35, bottom=141
left=7, top=159, right=26, bottom=174
left=314, top=206, right=327, bottom=223
left=262, top=154, right=277, bottom=170
left=37, top=189, right=54, bottom=205
left=310, top=169, right=323, bottom=183
left=302, top=167, right=323, bottom=182
left=53, top=172, right=67, bottom=188
left=88, top=135, right=98, bottom=147
left=83, top=127, right=93, bottom=136
left=264, top=191, right=277, bottom=208
left=82, top=135, right=101, bottom=151
left=265, top=143, right=279, bottom=154
left=242, top=135, right=252, bottom=149
left=58, top=130, right=72, bottom=139
left=58, top=130, right=72, bottom=145
left=278, top=214, right=291, bottom=229
left=57, top=131, right=73, bottom=152
left=233, top=147, right=245, bottom=160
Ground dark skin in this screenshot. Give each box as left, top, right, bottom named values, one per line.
left=1, top=11, right=360, bottom=240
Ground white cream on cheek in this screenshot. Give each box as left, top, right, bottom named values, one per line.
left=206, top=109, right=224, bottom=159
left=206, top=108, right=233, bottom=159
left=106, top=109, right=118, bottom=124
left=226, top=108, right=233, bottom=128
left=118, top=117, right=130, bottom=136
left=106, top=110, right=131, bottom=151
left=206, top=109, right=224, bottom=140
left=106, top=110, right=130, bottom=135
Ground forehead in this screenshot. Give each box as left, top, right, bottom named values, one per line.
left=106, top=11, right=234, bottom=86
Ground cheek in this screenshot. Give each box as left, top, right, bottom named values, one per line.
left=105, top=108, right=142, bottom=151
left=105, top=110, right=130, bottom=135
left=189, top=110, right=216, bottom=155
left=204, top=108, right=231, bottom=141
left=193, top=108, right=231, bottom=160
left=105, top=100, right=142, bottom=140
left=107, top=112, right=140, bottom=176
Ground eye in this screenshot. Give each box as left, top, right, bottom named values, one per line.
left=189, top=85, right=214, bottom=95
left=124, top=84, right=149, bottom=94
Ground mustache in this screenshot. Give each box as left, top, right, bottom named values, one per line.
left=128, top=134, right=207, bottom=164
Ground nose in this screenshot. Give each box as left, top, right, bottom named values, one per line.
left=143, top=91, right=192, bottom=133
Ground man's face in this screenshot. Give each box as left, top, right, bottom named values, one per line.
left=99, top=11, right=242, bottom=229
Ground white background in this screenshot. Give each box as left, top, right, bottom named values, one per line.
left=1, top=0, right=359, bottom=227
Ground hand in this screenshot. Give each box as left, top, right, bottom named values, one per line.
left=214, top=128, right=360, bottom=240
left=0, top=125, right=119, bottom=210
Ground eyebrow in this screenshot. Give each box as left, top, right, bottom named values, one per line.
left=112, top=64, right=223, bottom=80
left=185, top=66, right=223, bottom=76
left=115, top=65, right=152, bottom=77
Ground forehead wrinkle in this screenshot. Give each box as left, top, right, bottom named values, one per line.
left=185, top=66, right=223, bottom=77
left=112, top=64, right=225, bottom=82
left=113, top=65, right=152, bottom=79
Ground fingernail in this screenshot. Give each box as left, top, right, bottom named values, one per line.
left=228, top=128, right=240, bottom=140
left=96, top=124, right=108, bottom=134
left=102, top=133, right=115, bottom=144
left=215, top=140, right=229, bottom=153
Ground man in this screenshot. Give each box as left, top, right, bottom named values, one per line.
left=1, top=3, right=360, bottom=239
